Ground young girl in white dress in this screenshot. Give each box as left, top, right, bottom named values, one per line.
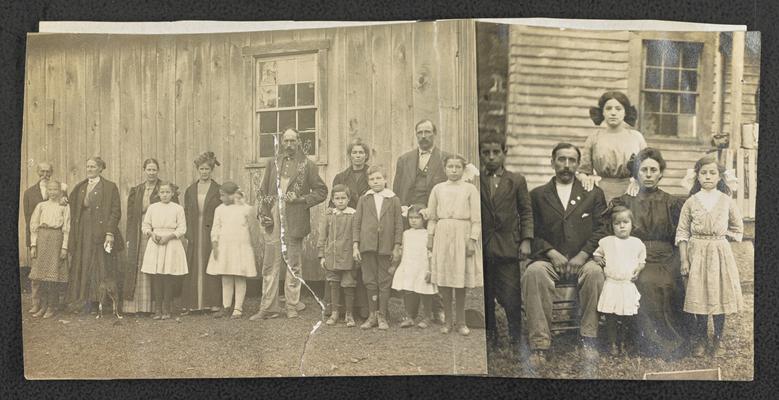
left=594, top=206, right=646, bottom=356
left=427, top=155, right=483, bottom=336
left=140, top=182, right=188, bottom=320
left=392, top=204, right=438, bottom=329
left=207, top=182, right=257, bottom=319
left=676, top=155, right=744, bottom=358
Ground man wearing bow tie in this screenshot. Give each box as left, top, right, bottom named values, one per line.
left=522, top=142, right=608, bottom=367
left=254, top=128, right=327, bottom=320
left=392, top=119, right=450, bottom=324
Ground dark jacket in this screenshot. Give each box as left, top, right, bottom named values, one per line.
left=529, top=177, right=607, bottom=261
left=480, top=169, right=534, bottom=260
left=68, top=177, right=125, bottom=254
left=123, top=180, right=179, bottom=298
left=330, top=166, right=369, bottom=209
left=258, top=152, right=328, bottom=239
left=23, top=182, right=45, bottom=249
left=353, top=192, right=403, bottom=255
left=393, top=147, right=451, bottom=206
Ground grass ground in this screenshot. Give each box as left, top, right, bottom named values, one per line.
left=21, top=287, right=487, bottom=379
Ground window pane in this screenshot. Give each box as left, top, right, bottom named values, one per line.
left=277, top=59, right=296, bottom=85
left=680, top=70, right=697, bottom=92
left=259, top=111, right=278, bottom=133
left=259, top=61, right=277, bottom=86
left=257, top=85, right=277, bottom=109
left=643, top=113, right=661, bottom=136
left=646, top=41, right=662, bottom=66
left=298, top=109, right=316, bottom=131
left=645, top=68, right=661, bottom=89
left=300, top=131, right=317, bottom=156
left=278, top=84, right=296, bottom=107
left=682, top=43, right=702, bottom=68
left=664, top=43, right=680, bottom=67
left=662, top=94, right=678, bottom=113
left=660, top=115, right=678, bottom=136
left=662, top=69, right=679, bottom=90
left=279, top=110, right=296, bottom=131
left=259, top=134, right=276, bottom=158
left=297, top=56, right=316, bottom=83
left=297, top=82, right=315, bottom=106
left=644, top=92, right=661, bottom=112
left=680, top=94, right=697, bottom=114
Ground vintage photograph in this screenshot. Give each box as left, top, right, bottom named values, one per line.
left=17, top=20, right=488, bottom=378
left=477, top=22, right=758, bottom=380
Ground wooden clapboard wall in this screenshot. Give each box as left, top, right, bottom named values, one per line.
left=18, top=21, right=479, bottom=274
left=504, top=25, right=719, bottom=196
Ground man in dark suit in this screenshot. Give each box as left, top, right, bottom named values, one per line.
left=392, top=119, right=448, bottom=323
left=21, top=163, right=66, bottom=307
left=479, top=131, right=533, bottom=347
left=521, top=143, right=607, bottom=366
left=254, top=128, right=328, bottom=319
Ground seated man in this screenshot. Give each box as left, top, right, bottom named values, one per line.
left=521, top=142, right=607, bottom=367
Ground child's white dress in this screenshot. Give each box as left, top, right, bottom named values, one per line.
left=140, top=202, right=189, bottom=276
left=206, top=204, right=257, bottom=278
left=391, top=228, right=437, bottom=294
left=596, top=235, right=646, bottom=316
left=676, top=190, right=744, bottom=315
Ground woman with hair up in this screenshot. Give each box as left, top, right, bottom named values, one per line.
left=67, top=156, right=125, bottom=313
left=181, top=152, right=223, bottom=314
left=578, top=91, right=647, bottom=202
left=610, top=148, right=689, bottom=358
left=122, top=158, right=179, bottom=315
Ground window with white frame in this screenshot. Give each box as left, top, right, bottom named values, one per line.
left=255, top=53, right=318, bottom=158
left=640, top=40, right=703, bottom=137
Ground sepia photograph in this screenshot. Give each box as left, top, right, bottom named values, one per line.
left=477, top=22, right=758, bottom=380
left=17, top=20, right=488, bottom=378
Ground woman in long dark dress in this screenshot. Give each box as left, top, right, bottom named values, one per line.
left=327, top=138, right=371, bottom=318
left=122, top=158, right=179, bottom=314
left=181, top=152, right=223, bottom=313
left=67, top=157, right=124, bottom=312
left=610, top=148, right=689, bottom=358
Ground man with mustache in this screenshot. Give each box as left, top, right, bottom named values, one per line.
left=254, top=128, right=327, bottom=320
left=521, top=142, right=608, bottom=367
left=392, top=119, right=449, bottom=324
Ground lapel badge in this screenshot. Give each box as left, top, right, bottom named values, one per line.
left=576, top=195, right=581, bottom=201
left=570, top=199, right=577, bottom=205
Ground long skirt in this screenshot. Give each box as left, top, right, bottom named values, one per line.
left=67, top=209, right=108, bottom=304
left=684, top=237, right=744, bottom=315
left=430, top=219, right=483, bottom=288
left=122, top=234, right=153, bottom=313
left=29, top=228, right=69, bottom=283
left=598, top=176, right=631, bottom=203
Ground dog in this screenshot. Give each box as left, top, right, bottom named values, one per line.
left=97, top=261, right=122, bottom=320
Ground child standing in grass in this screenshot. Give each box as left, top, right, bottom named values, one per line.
left=391, top=204, right=437, bottom=329
left=207, top=182, right=258, bottom=319
left=140, top=182, right=188, bottom=320
left=427, top=155, right=483, bottom=336
left=353, top=165, right=403, bottom=330
left=317, top=184, right=358, bottom=327
left=676, top=155, right=744, bottom=358
left=594, top=206, right=646, bottom=356
left=28, top=180, right=70, bottom=319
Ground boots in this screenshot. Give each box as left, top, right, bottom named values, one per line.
left=344, top=312, right=356, bottom=327
left=360, top=312, right=378, bottom=330
left=377, top=312, right=389, bottom=330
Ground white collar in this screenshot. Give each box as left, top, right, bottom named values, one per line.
left=419, top=147, right=434, bottom=156
left=331, top=207, right=356, bottom=215
left=39, top=180, right=49, bottom=187
left=364, top=188, right=396, bottom=198
left=88, top=176, right=101, bottom=185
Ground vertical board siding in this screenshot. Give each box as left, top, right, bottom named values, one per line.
left=19, top=22, right=478, bottom=277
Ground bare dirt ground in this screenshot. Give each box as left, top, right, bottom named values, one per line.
left=21, top=287, right=487, bottom=379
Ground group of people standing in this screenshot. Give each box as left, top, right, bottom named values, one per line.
left=481, top=91, right=745, bottom=367
left=22, top=120, right=484, bottom=335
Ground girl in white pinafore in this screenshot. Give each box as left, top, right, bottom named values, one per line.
left=140, top=182, right=188, bottom=320
left=206, top=182, right=257, bottom=319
